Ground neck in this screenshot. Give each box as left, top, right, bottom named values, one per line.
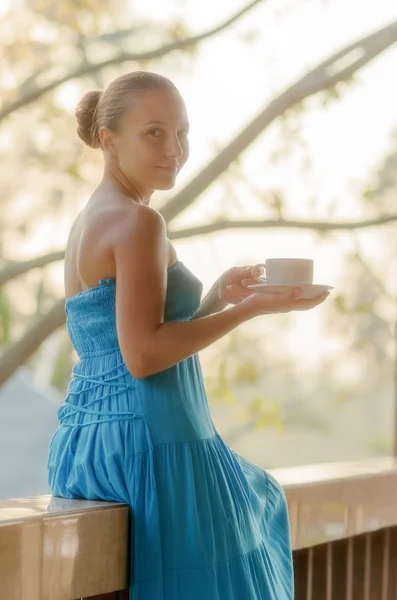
left=103, top=162, right=153, bottom=205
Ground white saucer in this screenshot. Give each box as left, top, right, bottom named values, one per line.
left=247, top=282, right=333, bottom=299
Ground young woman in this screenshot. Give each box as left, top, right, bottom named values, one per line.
left=48, top=71, right=329, bottom=600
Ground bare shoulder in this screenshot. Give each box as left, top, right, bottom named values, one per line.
left=111, top=202, right=166, bottom=248
left=66, top=190, right=170, bottom=295
left=111, top=202, right=169, bottom=280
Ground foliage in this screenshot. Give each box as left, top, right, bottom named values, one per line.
left=365, top=434, right=394, bottom=456
left=0, top=0, right=396, bottom=447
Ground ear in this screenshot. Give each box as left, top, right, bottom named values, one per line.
left=99, top=127, right=118, bottom=156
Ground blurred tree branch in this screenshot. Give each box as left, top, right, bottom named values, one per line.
left=168, top=213, right=397, bottom=239
left=1, top=17, right=397, bottom=386
left=0, top=299, right=66, bottom=387
left=2, top=213, right=397, bottom=288
left=161, top=19, right=397, bottom=223
left=0, top=250, right=65, bottom=288
left=0, top=0, right=265, bottom=124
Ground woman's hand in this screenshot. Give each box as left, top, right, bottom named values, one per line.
left=217, top=265, right=265, bottom=305
left=217, top=265, right=330, bottom=316
left=192, top=265, right=264, bottom=319
left=195, top=264, right=330, bottom=320
left=241, top=288, right=330, bottom=317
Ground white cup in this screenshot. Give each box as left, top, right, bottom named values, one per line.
left=263, top=258, right=314, bottom=285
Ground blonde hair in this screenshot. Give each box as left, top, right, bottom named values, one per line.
left=75, top=71, right=178, bottom=149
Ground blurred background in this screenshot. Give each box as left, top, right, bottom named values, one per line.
left=0, top=0, right=397, bottom=498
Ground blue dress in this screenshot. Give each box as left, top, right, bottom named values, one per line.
left=48, top=261, right=294, bottom=599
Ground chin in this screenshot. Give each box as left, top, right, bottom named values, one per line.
left=156, top=181, right=177, bottom=191
left=154, top=174, right=178, bottom=190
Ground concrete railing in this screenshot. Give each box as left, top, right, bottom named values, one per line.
left=1, top=457, right=397, bottom=599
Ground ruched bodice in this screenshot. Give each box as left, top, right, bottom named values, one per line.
left=65, top=261, right=203, bottom=357
left=48, top=259, right=294, bottom=600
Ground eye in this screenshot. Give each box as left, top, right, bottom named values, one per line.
left=148, top=128, right=163, bottom=137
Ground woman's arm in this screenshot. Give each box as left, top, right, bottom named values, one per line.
left=113, top=206, right=253, bottom=377
left=113, top=206, right=328, bottom=379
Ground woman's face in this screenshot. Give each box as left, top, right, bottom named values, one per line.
left=102, top=89, right=190, bottom=195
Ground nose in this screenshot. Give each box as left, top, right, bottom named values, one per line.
left=164, top=134, right=184, bottom=159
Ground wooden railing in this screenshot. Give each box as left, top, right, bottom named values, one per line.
left=276, top=458, right=397, bottom=599
left=1, top=457, right=397, bottom=599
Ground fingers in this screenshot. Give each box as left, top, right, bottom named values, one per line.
left=251, top=265, right=265, bottom=279
left=227, top=265, right=265, bottom=281
left=226, top=284, right=252, bottom=298
left=247, top=288, right=330, bottom=317
left=261, top=288, right=302, bottom=307
left=241, top=277, right=264, bottom=287
left=275, top=290, right=329, bottom=311
left=281, top=288, right=302, bottom=301
left=229, top=266, right=252, bottom=274
left=293, top=292, right=330, bottom=310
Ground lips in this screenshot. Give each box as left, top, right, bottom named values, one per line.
left=157, top=165, right=178, bottom=173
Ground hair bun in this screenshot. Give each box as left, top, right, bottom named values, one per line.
left=75, top=90, right=102, bottom=149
